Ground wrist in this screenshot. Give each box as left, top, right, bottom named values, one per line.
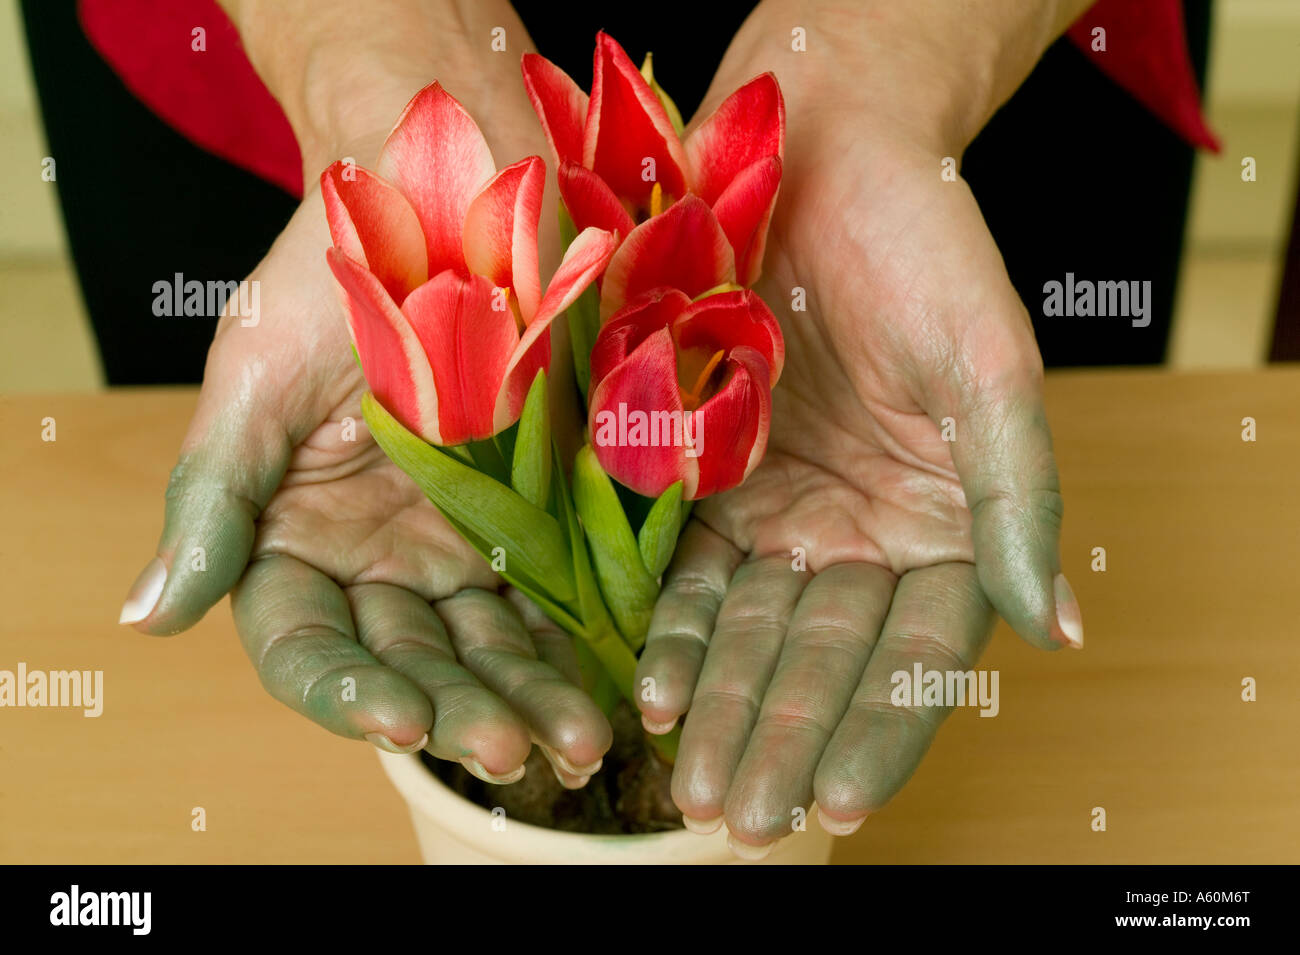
left=221, top=0, right=535, bottom=182
left=739, top=0, right=1093, bottom=157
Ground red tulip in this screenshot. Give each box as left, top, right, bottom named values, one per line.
left=322, top=82, right=616, bottom=446
left=522, top=32, right=784, bottom=289
left=588, top=287, right=784, bottom=500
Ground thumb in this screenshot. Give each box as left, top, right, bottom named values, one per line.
left=119, top=348, right=292, bottom=635
left=930, top=318, right=1083, bottom=652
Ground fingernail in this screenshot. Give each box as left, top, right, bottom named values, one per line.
left=546, top=759, right=590, bottom=790
left=727, top=832, right=774, bottom=860
left=365, top=731, right=428, bottom=755
left=460, top=757, right=525, bottom=785
left=541, top=744, right=601, bottom=777
left=641, top=713, right=677, bottom=735
left=682, top=814, right=723, bottom=835
left=1053, top=573, right=1084, bottom=649
left=817, top=810, right=866, bottom=836
left=119, top=557, right=167, bottom=625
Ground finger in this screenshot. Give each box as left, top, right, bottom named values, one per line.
left=814, top=562, right=994, bottom=834
left=436, top=589, right=612, bottom=788
left=232, top=554, right=432, bottom=751
left=635, top=521, right=743, bottom=734
left=722, top=563, right=895, bottom=856
left=349, top=582, right=531, bottom=783
left=503, top=587, right=583, bottom=688
left=931, top=312, right=1082, bottom=651
left=118, top=321, right=299, bottom=635
left=119, top=408, right=287, bottom=635
left=670, top=554, right=807, bottom=832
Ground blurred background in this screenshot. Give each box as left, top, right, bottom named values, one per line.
left=1, top=0, right=1298, bottom=391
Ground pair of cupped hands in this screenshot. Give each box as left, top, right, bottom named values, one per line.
left=119, top=8, right=1080, bottom=855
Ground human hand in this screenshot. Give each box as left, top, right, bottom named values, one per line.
left=635, top=0, right=1088, bottom=855
left=119, top=2, right=609, bottom=786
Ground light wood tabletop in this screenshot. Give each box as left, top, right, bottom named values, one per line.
left=1, top=368, right=1297, bottom=864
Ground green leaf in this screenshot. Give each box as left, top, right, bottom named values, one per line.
left=438, top=507, right=583, bottom=635
left=559, top=203, right=603, bottom=401
left=573, top=638, right=621, bottom=717
left=637, top=481, right=683, bottom=577
left=640, top=52, right=684, bottom=138
left=572, top=445, right=659, bottom=651
left=511, top=371, right=551, bottom=510
left=362, top=392, right=576, bottom=604
left=553, top=450, right=639, bottom=702
left=553, top=443, right=609, bottom=632
left=442, top=443, right=475, bottom=467
left=465, top=437, right=510, bottom=485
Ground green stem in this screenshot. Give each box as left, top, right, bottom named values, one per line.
left=577, top=616, right=639, bottom=708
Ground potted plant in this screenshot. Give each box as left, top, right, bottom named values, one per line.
left=322, top=32, right=833, bottom=864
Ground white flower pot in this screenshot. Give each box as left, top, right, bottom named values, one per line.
left=377, top=750, right=836, bottom=865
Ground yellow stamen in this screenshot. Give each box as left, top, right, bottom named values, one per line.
left=680, top=348, right=725, bottom=411
left=650, top=181, right=664, bottom=218
left=692, top=281, right=744, bottom=301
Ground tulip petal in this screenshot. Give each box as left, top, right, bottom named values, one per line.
left=584, top=31, right=688, bottom=208
left=711, top=155, right=782, bottom=287
left=587, top=327, right=693, bottom=499
left=558, top=161, right=636, bottom=240
left=684, top=73, right=784, bottom=205
left=463, top=156, right=545, bottom=323
left=377, top=82, right=496, bottom=276
left=521, top=52, right=589, bottom=167
left=690, top=346, right=772, bottom=499
left=601, top=195, right=735, bottom=318
left=321, top=162, right=428, bottom=304
left=534, top=225, right=619, bottom=325
left=402, top=270, right=517, bottom=445
left=674, top=289, right=784, bottom=386
left=495, top=226, right=617, bottom=431
left=326, top=248, right=441, bottom=444
left=590, top=288, right=691, bottom=387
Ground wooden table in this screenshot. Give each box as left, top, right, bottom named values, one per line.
left=2, top=369, right=1297, bottom=864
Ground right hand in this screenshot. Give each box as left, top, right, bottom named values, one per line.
left=119, top=39, right=609, bottom=787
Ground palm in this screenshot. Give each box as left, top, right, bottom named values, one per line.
left=636, top=92, right=1071, bottom=852
left=697, top=128, right=993, bottom=574
left=250, top=369, right=497, bottom=599
left=132, top=188, right=610, bottom=787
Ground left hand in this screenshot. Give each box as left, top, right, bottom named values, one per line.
left=635, top=0, right=1084, bottom=857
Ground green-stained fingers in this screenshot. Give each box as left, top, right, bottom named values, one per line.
left=813, top=561, right=995, bottom=834
left=120, top=397, right=290, bottom=636
left=670, top=554, right=807, bottom=834
left=502, top=586, right=583, bottom=688
left=635, top=521, right=744, bottom=734
left=722, top=563, right=896, bottom=855
left=348, top=582, right=532, bottom=784
left=939, top=342, right=1080, bottom=652
left=435, top=589, right=612, bottom=789
left=231, top=554, right=433, bottom=751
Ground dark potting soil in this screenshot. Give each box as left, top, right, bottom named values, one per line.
left=424, top=702, right=684, bottom=834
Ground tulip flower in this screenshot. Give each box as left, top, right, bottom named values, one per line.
left=522, top=32, right=784, bottom=288
left=322, top=81, right=616, bottom=446
left=588, top=287, right=784, bottom=500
